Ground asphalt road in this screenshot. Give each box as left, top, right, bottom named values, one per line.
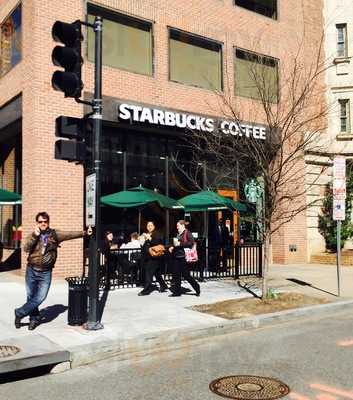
left=1, top=310, right=353, bottom=400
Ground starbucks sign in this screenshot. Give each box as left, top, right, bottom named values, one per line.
left=244, top=178, right=263, bottom=203
left=117, top=102, right=267, bottom=141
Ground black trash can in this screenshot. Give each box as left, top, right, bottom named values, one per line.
left=66, top=277, right=88, bottom=326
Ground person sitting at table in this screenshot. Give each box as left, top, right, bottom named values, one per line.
left=120, top=232, right=141, bottom=259
left=119, top=232, right=142, bottom=282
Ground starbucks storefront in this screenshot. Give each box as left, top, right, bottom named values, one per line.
left=92, top=99, right=265, bottom=244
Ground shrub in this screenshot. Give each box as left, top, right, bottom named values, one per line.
left=318, top=169, right=353, bottom=252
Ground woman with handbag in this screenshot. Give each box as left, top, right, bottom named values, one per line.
left=138, top=221, right=168, bottom=296
left=168, top=220, right=200, bottom=297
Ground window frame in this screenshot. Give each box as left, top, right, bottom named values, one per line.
left=0, top=2, right=22, bottom=79
left=336, top=24, right=348, bottom=58
left=339, top=99, right=351, bottom=133
left=168, top=27, right=224, bottom=92
left=86, top=3, right=154, bottom=77
left=234, top=47, right=279, bottom=103
left=234, top=0, right=278, bottom=20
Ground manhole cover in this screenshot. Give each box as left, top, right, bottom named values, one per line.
left=0, top=345, right=20, bottom=358
left=209, top=375, right=290, bottom=400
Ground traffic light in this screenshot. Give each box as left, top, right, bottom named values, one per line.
left=55, top=116, right=91, bottom=162
left=52, top=21, right=83, bottom=98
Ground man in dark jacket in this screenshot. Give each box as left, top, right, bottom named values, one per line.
left=14, top=212, right=89, bottom=331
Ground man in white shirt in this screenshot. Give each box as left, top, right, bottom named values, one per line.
left=117, top=232, right=142, bottom=283
left=120, top=232, right=141, bottom=260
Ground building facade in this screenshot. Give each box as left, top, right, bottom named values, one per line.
left=307, top=0, right=353, bottom=258
left=0, top=0, right=325, bottom=276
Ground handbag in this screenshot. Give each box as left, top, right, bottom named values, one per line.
left=148, top=244, right=165, bottom=257
left=183, top=230, right=198, bottom=263
left=185, top=244, right=198, bottom=263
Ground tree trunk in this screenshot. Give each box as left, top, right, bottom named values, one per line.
left=261, top=233, right=271, bottom=299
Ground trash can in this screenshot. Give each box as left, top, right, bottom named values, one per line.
left=66, top=277, right=88, bottom=326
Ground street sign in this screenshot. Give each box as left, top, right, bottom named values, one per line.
left=333, top=199, right=345, bottom=221
left=86, top=173, right=96, bottom=226
left=333, top=157, right=346, bottom=200
left=333, top=156, right=346, bottom=179
left=333, top=179, right=346, bottom=200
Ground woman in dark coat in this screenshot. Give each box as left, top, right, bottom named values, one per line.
left=169, top=220, right=200, bottom=297
left=101, top=231, right=118, bottom=279
left=138, top=221, right=168, bottom=296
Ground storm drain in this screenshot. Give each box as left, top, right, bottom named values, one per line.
left=0, top=345, right=20, bottom=358
left=209, top=375, right=290, bottom=400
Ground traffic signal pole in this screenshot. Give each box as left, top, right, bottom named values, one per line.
left=85, top=16, right=103, bottom=330
left=51, top=16, right=104, bottom=329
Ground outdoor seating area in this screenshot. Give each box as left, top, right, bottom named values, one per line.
left=97, top=185, right=260, bottom=289
left=98, top=241, right=262, bottom=289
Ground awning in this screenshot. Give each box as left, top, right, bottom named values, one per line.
left=0, top=188, right=21, bottom=205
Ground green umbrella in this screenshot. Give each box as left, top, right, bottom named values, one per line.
left=179, top=190, right=246, bottom=271
left=101, top=185, right=183, bottom=234
left=179, top=190, right=246, bottom=212
left=0, top=188, right=21, bottom=205
left=101, top=185, right=183, bottom=209
left=222, top=196, right=247, bottom=213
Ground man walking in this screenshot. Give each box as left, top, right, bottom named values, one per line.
left=14, top=212, right=90, bottom=331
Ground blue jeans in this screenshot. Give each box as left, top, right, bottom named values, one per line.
left=15, top=266, right=52, bottom=321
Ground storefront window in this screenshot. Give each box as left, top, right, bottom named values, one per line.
left=0, top=4, right=22, bottom=78
left=169, top=29, right=223, bottom=91
left=235, top=48, right=278, bottom=103
left=0, top=129, right=22, bottom=249
left=87, top=4, right=153, bottom=76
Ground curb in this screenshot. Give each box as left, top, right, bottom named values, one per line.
left=68, top=299, right=353, bottom=368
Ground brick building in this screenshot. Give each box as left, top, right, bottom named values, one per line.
left=0, top=0, right=325, bottom=276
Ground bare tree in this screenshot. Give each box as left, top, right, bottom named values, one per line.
left=172, top=37, right=333, bottom=298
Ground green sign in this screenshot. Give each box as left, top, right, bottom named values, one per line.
left=244, top=178, right=262, bottom=203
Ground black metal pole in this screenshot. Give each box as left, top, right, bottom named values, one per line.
left=15, top=165, right=20, bottom=249
left=165, top=156, right=169, bottom=244
left=123, top=151, right=127, bottom=190
left=203, top=163, right=208, bottom=277
left=236, top=159, right=240, bottom=244
left=85, top=15, right=103, bottom=330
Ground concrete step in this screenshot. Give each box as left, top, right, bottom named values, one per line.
left=0, top=334, right=70, bottom=374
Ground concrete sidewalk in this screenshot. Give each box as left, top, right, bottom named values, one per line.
left=1, top=263, right=353, bottom=372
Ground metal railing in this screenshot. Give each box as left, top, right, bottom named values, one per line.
left=98, top=242, right=263, bottom=289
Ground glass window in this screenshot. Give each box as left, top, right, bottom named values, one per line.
left=339, top=99, right=350, bottom=133
left=336, top=24, right=347, bottom=58
left=87, top=4, right=153, bottom=76
left=235, top=0, right=277, bottom=20
left=234, top=48, right=278, bottom=103
left=0, top=4, right=22, bottom=78
left=169, top=29, right=223, bottom=91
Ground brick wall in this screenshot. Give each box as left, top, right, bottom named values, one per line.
left=0, top=0, right=325, bottom=274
